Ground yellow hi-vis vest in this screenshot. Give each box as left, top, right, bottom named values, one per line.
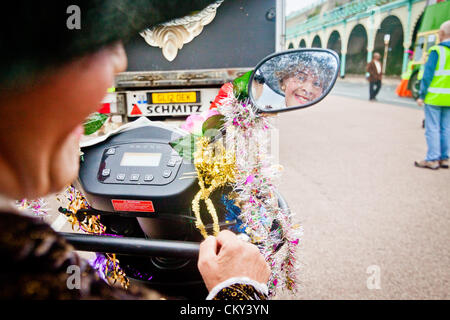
left=424, top=45, right=450, bottom=106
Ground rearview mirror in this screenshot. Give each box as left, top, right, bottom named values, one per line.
left=248, top=49, right=340, bottom=113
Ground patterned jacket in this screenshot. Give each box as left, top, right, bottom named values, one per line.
left=0, top=210, right=267, bottom=300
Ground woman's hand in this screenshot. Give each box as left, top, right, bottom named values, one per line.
left=197, top=230, right=271, bottom=291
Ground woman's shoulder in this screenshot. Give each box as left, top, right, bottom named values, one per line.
left=0, top=210, right=61, bottom=256
left=0, top=211, right=84, bottom=298
left=0, top=211, right=163, bottom=299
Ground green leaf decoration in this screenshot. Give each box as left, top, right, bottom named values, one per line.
left=169, top=134, right=199, bottom=162
left=83, top=112, right=108, bottom=135
left=233, top=70, right=253, bottom=101
left=202, top=114, right=225, bottom=135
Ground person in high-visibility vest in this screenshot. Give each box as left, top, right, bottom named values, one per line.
left=415, top=20, right=450, bottom=170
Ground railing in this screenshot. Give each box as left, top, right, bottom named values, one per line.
left=286, top=0, right=397, bottom=39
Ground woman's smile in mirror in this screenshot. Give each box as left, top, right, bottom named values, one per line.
left=282, top=70, right=323, bottom=107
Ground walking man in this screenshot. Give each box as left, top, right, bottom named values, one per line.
left=366, top=52, right=383, bottom=101
left=415, top=20, right=450, bottom=170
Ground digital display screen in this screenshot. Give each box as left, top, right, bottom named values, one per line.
left=120, top=152, right=162, bottom=167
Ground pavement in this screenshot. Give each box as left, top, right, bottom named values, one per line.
left=40, top=91, right=449, bottom=299
left=275, top=93, right=449, bottom=299
left=333, top=76, right=420, bottom=110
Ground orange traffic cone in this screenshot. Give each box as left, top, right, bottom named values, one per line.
left=396, top=79, right=412, bottom=97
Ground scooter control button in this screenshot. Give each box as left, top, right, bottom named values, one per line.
left=116, top=173, right=125, bottom=181
left=102, top=169, right=110, bottom=177
left=144, top=174, right=154, bottom=181
left=167, top=159, right=177, bottom=167
left=106, top=148, right=116, bottom=155
left=162, top=170, right=172, bottom=178
left=130, top=174, right=140, bottom=181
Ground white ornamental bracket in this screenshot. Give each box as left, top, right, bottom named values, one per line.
left=140, top=1, right=223, bottom=62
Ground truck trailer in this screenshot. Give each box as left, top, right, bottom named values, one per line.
left=101, top=0, right=280, bottom=123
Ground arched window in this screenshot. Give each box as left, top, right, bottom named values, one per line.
left=311, top=35, right=322, bottom=48
left=327, top=30, right=342, bottom=56
left=374, top=15, right=404, bottom=76
left=346, top=24, right=368, bottom=74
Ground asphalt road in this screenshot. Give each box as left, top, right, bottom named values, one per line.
left=276, top=93, right=449, bottom=299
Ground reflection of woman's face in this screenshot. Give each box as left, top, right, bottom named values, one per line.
left=281, top=70, right=323, bottom=107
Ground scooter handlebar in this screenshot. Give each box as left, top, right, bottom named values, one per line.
left=60, top=232, right=200, bottom=258
left=60, top=193, right=289, bottom=259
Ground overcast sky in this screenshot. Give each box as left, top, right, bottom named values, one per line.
left=285, top=0, right=323, bottom=15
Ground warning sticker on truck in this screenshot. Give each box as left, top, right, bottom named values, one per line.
left=111, top=199, right=155, bottom=212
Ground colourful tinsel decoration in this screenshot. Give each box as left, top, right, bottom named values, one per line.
left=221, top=194, right=246, bottom=233
left=57, top=185, right=130, bottom=289
left=191, top=136, right=236, bottom=238
left=16, top=198, right=49, bottom=216
left=217, top=90, right=302, bottom=296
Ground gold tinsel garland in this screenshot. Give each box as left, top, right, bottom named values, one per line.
left=192, top=137, right=236, bottom=238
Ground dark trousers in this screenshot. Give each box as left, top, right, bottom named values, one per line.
left=369, top=80, right=381, bottom=100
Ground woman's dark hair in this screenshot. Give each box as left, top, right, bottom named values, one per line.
left=253, top=74, right=266, bottom=84
left=0, top=0, right=215, bottom=88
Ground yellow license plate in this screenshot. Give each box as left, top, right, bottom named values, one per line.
left=151, top=91, right=198, bottom=104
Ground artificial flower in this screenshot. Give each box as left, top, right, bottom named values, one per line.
left=181, top=109, right=220, bottom=135
left=210, top=82, right=234, bottom=109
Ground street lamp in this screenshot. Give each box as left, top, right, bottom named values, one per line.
left=383, top=34, right=390, bottom=74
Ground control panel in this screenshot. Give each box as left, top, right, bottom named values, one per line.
left=75, top=125, right=199, bottom=215
left=98, top=142, right=182, bottom=186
